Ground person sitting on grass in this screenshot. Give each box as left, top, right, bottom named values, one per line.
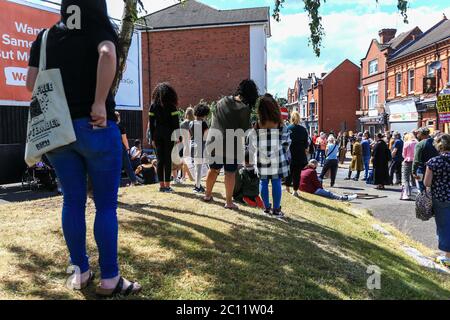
left=233, top=150, right=264, bottom=208
left=135, top=156, right=158, bottom=185
left=129, top=139, right=143, bottom=170
left=300, top=159, right=357, bottom=201
left=250, top=94, right=291, bottom=218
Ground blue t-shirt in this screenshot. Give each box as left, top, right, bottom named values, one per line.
left=361, top=139, right=371, bottom=159
left=392, top=139, right=404, bottom=161
left=326, top=143, right=339, bottom=160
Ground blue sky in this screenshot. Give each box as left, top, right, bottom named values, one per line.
left=196, top=0, right=449, bottom=97
left=34, top=0, right=450, bottom=97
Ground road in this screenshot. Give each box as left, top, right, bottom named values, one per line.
left=324, top=164, right=438, bottom=250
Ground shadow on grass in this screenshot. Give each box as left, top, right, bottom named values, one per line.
left=117, top=201, right=450, bottom=299
left=3, top=245, right=75, bottom=300
left=300, top=196, right=358, bottom=218
left=3, top=195, right=449, bottom=300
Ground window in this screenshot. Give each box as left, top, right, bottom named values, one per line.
left=369, top=59, right=378, bottom=75
left=408, top=69, right=415, bottom=93
left=396, top=73, right=402, bottom=96
left=368, top=84, right=378, bottom=109
left=301, top=104, right=307, bottom=118
left=427, top=64, right=435, bottom=77
left=448, top=58, right=450, bottom=84
left=309, top=102, right=315, bottom=119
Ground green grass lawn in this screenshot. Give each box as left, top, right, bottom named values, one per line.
left=0, top=179, right=449, bottom=300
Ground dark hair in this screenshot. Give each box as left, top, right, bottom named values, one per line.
left=194, top=103, right=211, bottom=118
left=140, top=155, right=149, bottom=165
left=377, top=133, right=384, bottom=140
left=235, top=79, right=259, bottom=108
left=152, top=83, right=178, bottom=109
left=257, top=94, right=282, bottom=126
left=134, top=139, right=141, bottom=147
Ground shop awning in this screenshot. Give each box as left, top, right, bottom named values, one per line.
left=385, top=99, right=418, bottom=122
left=359, top=115, right=385, bottom=124
left=416, top=97, right=437, bottom=112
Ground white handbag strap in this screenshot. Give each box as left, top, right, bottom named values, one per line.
left=39, top=29, right=49, bottom=71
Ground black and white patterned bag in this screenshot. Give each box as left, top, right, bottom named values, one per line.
left=415, top=190, right=434, bottom=221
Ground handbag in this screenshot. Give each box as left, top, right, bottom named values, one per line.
left=415, top=190, right=434, bottom=221
left=24, top=29, right=76, bottom=167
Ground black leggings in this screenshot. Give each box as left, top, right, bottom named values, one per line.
left=156, top=139, right=174, bottom=183
left=320, top=159, right=338, bottom=186
left=285, top=163, right=302, bottom=191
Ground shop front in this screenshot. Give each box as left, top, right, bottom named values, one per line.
left=359, top=109, right=387, bottom=136
left=437, top=94, right=450, bottom=133
left=416, top=97, right=438, bottom=131
left=385, top=99, right=419, bottom=133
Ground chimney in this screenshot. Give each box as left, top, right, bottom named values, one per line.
left=378, top=28, right=397, bottom=44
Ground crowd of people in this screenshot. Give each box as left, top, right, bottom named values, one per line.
left=23, top=0, right=449, bottom=298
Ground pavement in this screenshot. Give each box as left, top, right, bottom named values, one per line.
left=323, top=163, right=438, bottom=250
left=0, top=183, right=58, bottom=205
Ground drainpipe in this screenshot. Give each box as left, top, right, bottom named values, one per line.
left=384, top=55, right=389, bottom=132
left=319, top=83, right=324, bottom=132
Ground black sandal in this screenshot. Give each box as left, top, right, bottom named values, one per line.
left=96, top=277, right=142, bottom=298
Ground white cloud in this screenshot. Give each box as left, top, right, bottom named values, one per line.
left=269, top=5, right=447, bottom=97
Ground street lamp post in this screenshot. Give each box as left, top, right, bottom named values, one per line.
left=430, top=60, right=442, bottom=130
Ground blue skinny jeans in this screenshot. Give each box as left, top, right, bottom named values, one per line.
left=260, top=178, right=282, bottom=210
left=46, top=118, right=122, bottom=279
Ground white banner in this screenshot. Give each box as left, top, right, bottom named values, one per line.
left=116, top=32, right=142, bottom=111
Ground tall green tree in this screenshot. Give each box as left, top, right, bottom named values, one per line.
left=272, top=0, right=409, bottom=57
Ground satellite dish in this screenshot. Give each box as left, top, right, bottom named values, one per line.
left=429, top=61, right=442, bottom=71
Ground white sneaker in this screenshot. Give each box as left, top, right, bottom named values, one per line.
left=346, top=194, right=358, bottom=201
left=292, top=191, right=300, bottom=198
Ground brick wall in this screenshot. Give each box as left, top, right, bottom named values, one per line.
left=387, top=42, right=450, bottom=100
left=141, top=26, right=251, bottom=141
left=321, top=60, right=360, bottom=133
left=361, top=40, right=387, bottom=112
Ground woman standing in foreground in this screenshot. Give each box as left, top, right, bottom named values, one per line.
left=26, top=0, right=141, bottom=296
left=251, top=94, right=291, bottom=218
left=424, top=134, right=450, bottom=268
left=149, top=83, right=181, bottom=193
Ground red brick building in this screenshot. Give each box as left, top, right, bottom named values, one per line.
left=138, top=0, right=270, bottom=140
left=386, top=17, right=450, bottom=134
left=306, top=60, right=360, bottom=134
left=359, top=28, right=422, bottom=135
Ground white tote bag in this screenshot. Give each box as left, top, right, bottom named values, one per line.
left=25, top=29, right=76, bottom=167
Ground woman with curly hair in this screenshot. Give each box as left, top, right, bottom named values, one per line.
left=149, top=83, right=180, bottom=192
